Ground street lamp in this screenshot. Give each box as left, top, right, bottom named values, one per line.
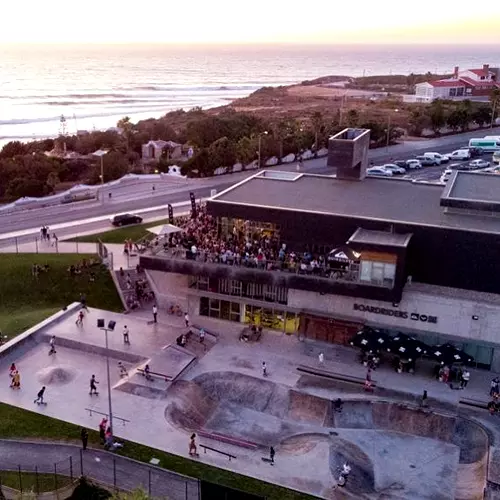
left=386, top=109, right=399, bottom=152
left=93, top=149, right=109, bottom=186
left=97, top=318, right=116, bottom=437
left=257, top=131, right=268, bottom=168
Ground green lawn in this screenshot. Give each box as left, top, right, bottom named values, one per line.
left=0, top=253, right=123, bottom=340
left=68, top=217, right=174, bottom=244
left=0, top=471, right=73, bottom=493
left=0, top=403, right=316, bottom=500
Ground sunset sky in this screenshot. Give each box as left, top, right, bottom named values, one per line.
left=2, top=0, right=499, bottom=44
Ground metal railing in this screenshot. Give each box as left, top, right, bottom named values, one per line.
left=155, top=247, right=394, bottom=289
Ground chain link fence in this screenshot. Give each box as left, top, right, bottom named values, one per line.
left=0, top=449, right=200, bottom=500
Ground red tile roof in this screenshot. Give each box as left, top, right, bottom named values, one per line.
left=459, top=77, right=500, bottom=88
left=427, top=80, right=464, bottom=88
left=469, top=69, right=489, bottom=77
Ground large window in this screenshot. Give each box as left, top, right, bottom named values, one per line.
left=360, top=261, right=395, bottom=287
left=200, top=297, right=240, bottom=323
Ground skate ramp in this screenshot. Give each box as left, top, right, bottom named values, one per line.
left=288, top=390, right=330, bottom=426
left=165, top=380, right=217, bottom=431
left=37, top=366, right=76, bottom=385
left=280, top=433, right=330, bottom=455
left=332, top=401, right=373, bottom=429
left=329, top=436, right=375, bottom=496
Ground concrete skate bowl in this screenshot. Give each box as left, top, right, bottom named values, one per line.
left=333, top=400, right=489, bottom=499
left=164, top=371, right=331, bottom=444
left=37, top=366, right=76, bottom=386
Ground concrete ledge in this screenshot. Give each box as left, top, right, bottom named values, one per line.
left=0, top=302, right=81, bottom=360
left=197, top=431, right=259, bottom=450
left=297, top=364, right=377, bottom=387
left=460, top=398, right=489, bottom=410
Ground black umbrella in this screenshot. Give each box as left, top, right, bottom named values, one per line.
left=386, top=333, right=429, bottom=361
left=328, top=246, right=361, bottom=263
left=430, top=343, right=474, bottom=365
left=350, top=327, right=390, bottom=353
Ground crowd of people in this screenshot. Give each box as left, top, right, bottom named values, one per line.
left=164, top=207, right=353, bottom=280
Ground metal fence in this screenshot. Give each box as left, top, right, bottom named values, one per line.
left=0, top=448, right=200, bottom=500
left=0, top=235, right=96, bottom=254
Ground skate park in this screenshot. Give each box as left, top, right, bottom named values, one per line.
left=0, top=306, right=498, bottom=499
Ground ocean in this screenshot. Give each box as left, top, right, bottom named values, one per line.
left=0, top=44, right=499, bottom=147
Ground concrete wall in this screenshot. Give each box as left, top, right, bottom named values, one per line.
left=288, top=285, right=500, bottom=347
left=146, top=270, right=189, bottom=310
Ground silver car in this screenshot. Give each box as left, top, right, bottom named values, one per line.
left=468, top=159, right=490, bottom=169
left=367, top=167, right=393, bottom=177
left=382, top=163, right=406, bottom=174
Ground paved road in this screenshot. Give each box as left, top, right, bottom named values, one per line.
left=0, top=127, right=498, bottom=240
left=0, top=439, right=199, bottom=500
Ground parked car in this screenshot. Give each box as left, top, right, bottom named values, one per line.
left=367, top=167, right=393, bottom=177
left=416, top=155, right=440, bottom=166
left=111, top=213, right=143, bottom=226
left=380, top=163, right=406, bottom=174
left=468, top=159, right=490, bottom=169
left=405, top=159, right=423, bottom=169
left=448, top=162, right=471, bottom=171
left=468, top=147, right=484, bottom=158
left=393, top=160, right=408, bottom=168
left=448, top=149, right=471, bottom=161
left=424, top=152, right=450, bottom=164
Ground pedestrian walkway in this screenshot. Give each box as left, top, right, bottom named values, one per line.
left=0, top=439, right=199, bottom=500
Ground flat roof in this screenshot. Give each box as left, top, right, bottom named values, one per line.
left=210, top=171, right=500, bottom=235
left=348, top=228, right=412, bottom=248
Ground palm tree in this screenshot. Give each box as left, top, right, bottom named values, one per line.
left=490, top=88, right=500, bottom=129
left=311, top=111, right=324, bottom=153
left=117, top=116, right=133, bottom=153
left=272, top=121, right=289, bottom=162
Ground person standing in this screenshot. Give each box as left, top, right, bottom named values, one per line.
left=10, top=370, right=20, bottom=389
left=99, top=418, right=107, bottom=444
left=123, top=325, right=130, bottom=344
left=89, top=375, right=99, bottom=395
left=48, top=336, right=56, bottom=355
left=184, top=312, right=190, bottom=328
left=490, top=377, right=499, bottom=397
left=152, top=304, right=158, bottom=323
left=461, top=369, right=470, bottom=389
left=80, top=428, right=89, bottom=450
left=76, top=310, right=84, bottom=326
left=34, top=386, right=46, bottom=404
left=189, top=433, right=198, bottom=456
left=262, top=362, right=267, bottom=377
left=270, top=446, right=275, bottom=464
left=318, top=352, right=324, bottom=365
left=199, top=328, right=205, bottom=344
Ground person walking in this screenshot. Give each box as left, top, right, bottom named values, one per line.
left=270, top=446, right=275, bottom=464
left=189, top=433, right=198, bottom=456
left=421, top=389, right=428, bottom=407
left=80, top=428, right=89, bottom=450
left=99, top=418, right=107, bottom=444
left=318, top=352, right=324, bottom=365
left=184, top=312, right=190, bottom=328
left=152, top=304, right=158, bottom=323
left=123, top=325, right=130, bottom=344
left=9, top=363, right=17, bottom=378
left=262, top=361, right=267, bottom=377
left=89, top=374, right=99, bottom=395
left=199, top=328, right=205, bottom=344
left=10, top=370, right=20, bottom=389
left=34, top=386, right=46, bottom=404
left=76, top=310, right=84, bottom=327
left=461, top=369, right=470, bottom=389
left=490, top=377, right=499, bottom=397
left=48, top=336, right=56, bottom=355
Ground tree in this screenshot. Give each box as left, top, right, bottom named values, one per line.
left=457, top=100, right=472, bottom=131
left=0, top=141, right=25, bottom=160
left=446, top=109, right=462, bottom=132
left=6, top=177, right=48, bottom=199
left=46, top=171, right=60, bottom=191
left=311, top=111, right=324, bottom=152
left=407, top=108, right=429, bottom=137
left=472, top=106, right=492, bottom=127
left=272, top=121, right=289, bottom=161
left=428, top=100, right=446, bottom=135
left=490, top=88, right=500, bottom=127
left=207, top=137, right=237, bottom=167
left=117, top=116, right=133, bottom=153
left=346, top=109, right=360, bottom=127
left=236, top=136, right=255, bottom=165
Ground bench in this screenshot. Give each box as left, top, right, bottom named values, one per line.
left=239, top=327, right=262, bottom=342
left=136, top=368, right=172, bottom=381
left=199, top=444, right=236, bottom=461
left=197, top=431, right=259, bottom=450
left=297, top=365, right=377, bottom=388
left=459, top=398, right=488, bottom=410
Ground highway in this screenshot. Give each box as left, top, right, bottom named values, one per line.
left=0, top=126, right=498, bottom=243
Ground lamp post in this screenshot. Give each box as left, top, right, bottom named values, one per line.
left=257, top=131, right=268, bottom=168
left=386, top=109, right=399, bottom=152
left=97, top=319, right=116, bottom=436
left=93, top=149, right=109, bottom=188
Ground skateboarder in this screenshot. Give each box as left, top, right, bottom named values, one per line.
left=189, top=433, right=199, bottom=456
left=81, top=428, right=88, bottom=450
left=34, top=386, right=46, bottom=404
left=270, top=446, right=275, bottom=463
left=76, top=310, right=85, bottom=326
left=262, top=362, right=267, bottom=377
left=152, top=304, right=158, bottom=323
left=89, top=375, right=99, bottom=395
left=48, top=336, right=56, bottom=355
left=123, top=325, right=130, bottom=344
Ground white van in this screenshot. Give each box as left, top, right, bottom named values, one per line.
left=423, top=152, right=449, bottom=164
left=484, top=136, right=500, bottom=142
left=468, top=139, right=500, bottom=152
left=448, top=149, right=471, bottom=161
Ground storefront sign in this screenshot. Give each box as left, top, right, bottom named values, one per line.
left=353, top=303, right=437, bottom=324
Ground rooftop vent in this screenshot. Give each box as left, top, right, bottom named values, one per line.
left=255, top=170, right=303, bottom=182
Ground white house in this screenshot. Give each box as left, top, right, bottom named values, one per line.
left=141, top=140, right=182, bottom=161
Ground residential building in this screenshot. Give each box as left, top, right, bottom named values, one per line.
left=414, top=64, right=500, bottom=102
left=140, top=128, right=500, bottom=372
left=141, top=140, right=182, bottom=161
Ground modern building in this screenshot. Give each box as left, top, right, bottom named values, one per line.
left=414, top=64, right=500, bottom=102
left=141, top=128, right=500, bottom=371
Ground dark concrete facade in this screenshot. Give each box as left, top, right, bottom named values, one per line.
left=327, top=128, right=371, bottom=180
